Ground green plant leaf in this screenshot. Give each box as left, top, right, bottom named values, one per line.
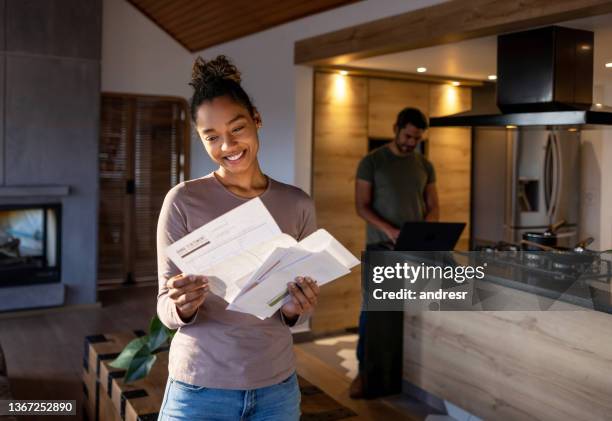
left=109, top=337, right=147, bottom=369
left=148, top=315, right=169, bottom=351
left=124, top=345, right=157, bottom=384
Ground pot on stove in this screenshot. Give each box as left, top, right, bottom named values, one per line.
left=521, top=220, right=566, bottom=251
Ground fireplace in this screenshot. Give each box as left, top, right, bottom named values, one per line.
left=0, top=204, right=61, bottom=287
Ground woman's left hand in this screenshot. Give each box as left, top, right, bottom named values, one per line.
left=281, top=276, right=320, bottom=321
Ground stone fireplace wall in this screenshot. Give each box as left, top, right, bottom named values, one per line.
left=0, top=0, right=102, bottom=308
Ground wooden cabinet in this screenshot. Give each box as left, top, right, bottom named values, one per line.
left=367, top=79, right=429, bottom=138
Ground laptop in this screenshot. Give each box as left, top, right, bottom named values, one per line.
left=394, top=222, right=466, bottom=251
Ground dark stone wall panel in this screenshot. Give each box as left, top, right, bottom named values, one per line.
left=0, top=0, right=5, bottom=51
left=6, top=54, right=99, bottom=305
left=0, top=54, right=4, bottom=185
left=6, top=0, right=101, bottom=59
left=6, top=55, right=99, bottom=184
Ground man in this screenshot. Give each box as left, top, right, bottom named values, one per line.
left=351, top=107, right=439, bottom=398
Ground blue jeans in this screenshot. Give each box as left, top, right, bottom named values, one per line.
left=158, top=373, right=301, bottom=421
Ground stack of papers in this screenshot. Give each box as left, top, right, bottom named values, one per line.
left=166, top=197, right=360, bottom=319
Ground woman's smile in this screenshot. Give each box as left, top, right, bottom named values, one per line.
left=224, top=149, right=245, bottom=163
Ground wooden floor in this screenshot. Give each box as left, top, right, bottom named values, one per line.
left=0, top=285, right=420, bottom=421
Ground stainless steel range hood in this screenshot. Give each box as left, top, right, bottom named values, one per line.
left=430, top=108, right=612, bottom=127
left=430, top=26, right=612, bottom=127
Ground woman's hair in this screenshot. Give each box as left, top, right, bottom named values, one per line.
left=189, top=55, right=256, bottom=122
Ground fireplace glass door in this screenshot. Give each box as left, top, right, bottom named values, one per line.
left=0, top=204, right=61, bottom=287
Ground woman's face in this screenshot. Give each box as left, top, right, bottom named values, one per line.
left=195, top=95, right=261, bottom=175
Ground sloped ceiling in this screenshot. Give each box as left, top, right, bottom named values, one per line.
left=127, top=0, right=360, bottom=52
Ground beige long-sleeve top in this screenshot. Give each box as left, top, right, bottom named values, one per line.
left=156, top=173, right=317, bottom=389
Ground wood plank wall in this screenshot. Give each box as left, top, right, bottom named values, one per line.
left=310, top=72, right=368, bottom=333
left=428, top=84, right=472, bottom=250
left=368, top=78, right=429, bottom=139
left=311, top=72, right=473, bottom=333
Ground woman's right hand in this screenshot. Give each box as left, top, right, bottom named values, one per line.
left=166, top=274, right=209, bottom=321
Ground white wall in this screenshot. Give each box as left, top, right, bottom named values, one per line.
left=102, top=0, right=447, bottom=186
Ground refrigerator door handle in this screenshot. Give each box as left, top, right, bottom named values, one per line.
left=544, top=132, right=554, bottom=217
left=550, top=132, right=563, bottom=222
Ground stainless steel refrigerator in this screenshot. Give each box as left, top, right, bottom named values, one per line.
left=472, top=127, right=581, bottom=248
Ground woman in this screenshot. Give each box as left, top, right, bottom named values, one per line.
left=156, top=55, right=319, bottom=420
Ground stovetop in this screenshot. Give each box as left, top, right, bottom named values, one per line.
left=450, top=243, right=612, bottom=313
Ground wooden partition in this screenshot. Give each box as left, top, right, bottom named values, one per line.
left=311, top=73, right=473, bottom=333
left=427, top=84, right=472, bottom=250
left=310, top=73, right=368, bottom=333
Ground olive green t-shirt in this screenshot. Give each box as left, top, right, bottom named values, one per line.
left=356, top=145, right=436, bottom=245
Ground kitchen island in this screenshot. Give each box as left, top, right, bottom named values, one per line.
left=402, top=251, right=612, bottom=420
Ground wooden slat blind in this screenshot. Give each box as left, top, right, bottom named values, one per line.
left=98, top=94, right=189, bottom=286
left=98, top=97, right=130, bottom=283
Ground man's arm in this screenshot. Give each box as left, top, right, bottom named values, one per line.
left=424, top=182, right=440, bottom=222
left=355, top=179, right=400, bottom=242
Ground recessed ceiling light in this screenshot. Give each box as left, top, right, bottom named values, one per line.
left=606, top=62, right=612, bottom=68
left=488, top=75, right=497, bottom=80
left=506, top=125, right=517, bottom=129
left=451, top=81, right=460, bottom=86
left=580, top=44, right=592, bottom=51
left=339, top=70, right=348, bottom=76
left=417, top=67, right=427, bottom=73
left=595, top=103, right=603, bottom=107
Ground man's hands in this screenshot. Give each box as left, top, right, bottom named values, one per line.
left=281, top=276, right=320, bottom=323
left=166, top=274, right=209, bottom=322
left=382, top=225, right=400, bottom=243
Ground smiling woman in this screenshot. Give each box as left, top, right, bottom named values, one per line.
left=155, top=55, right=321, bottom=421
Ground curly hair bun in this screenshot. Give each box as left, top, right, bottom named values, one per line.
left=190, top=55, right=242, bottom=89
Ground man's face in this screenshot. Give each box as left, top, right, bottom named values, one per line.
left=394, top=123, right=424, bottom=155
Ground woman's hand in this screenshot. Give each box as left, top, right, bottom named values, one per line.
left=166, top=274, right=209, bottom=321
left=281, top=276, right=320, bottom=322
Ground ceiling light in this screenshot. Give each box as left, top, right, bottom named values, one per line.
left=580, top=44, right=592, bottom=51
left=506, top=125, right=517, bottom=129
left=339, top=70, right=348, bottom=76
left=568, top=127, right=578, bottom=132
left=595, top=103, right=603, bottom=107
left=451, top=81, right=460, bottom=86
left=488, top=75, right=497, bottom=80
left=606, top=63, right=612, bottom=68
left=417, top=67, right=427, bottom=73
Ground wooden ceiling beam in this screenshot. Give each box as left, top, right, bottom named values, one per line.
left=294, top=0, right=612, bottom=65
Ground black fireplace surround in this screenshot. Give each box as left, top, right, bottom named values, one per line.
left=0, top=204, right=61, bottom=287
